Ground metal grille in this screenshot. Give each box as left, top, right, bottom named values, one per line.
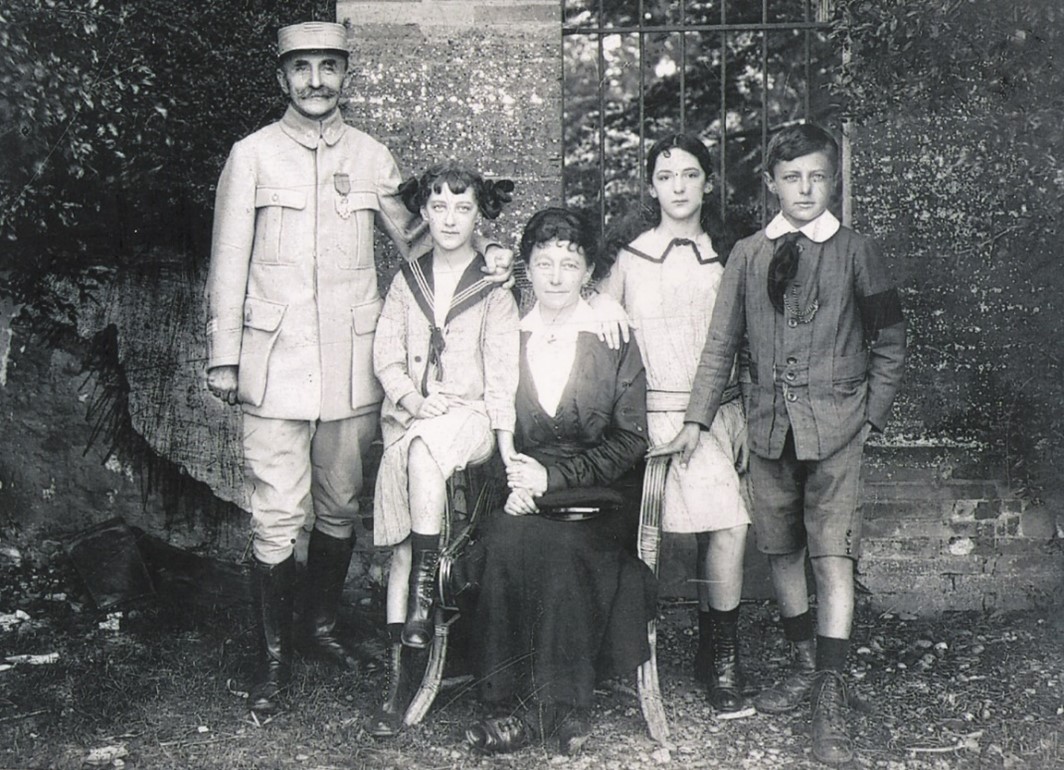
left=562, top=0, right=839, bottom=236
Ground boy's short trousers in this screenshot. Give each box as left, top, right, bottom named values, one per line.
left=747, top=427, right=866, bottom=560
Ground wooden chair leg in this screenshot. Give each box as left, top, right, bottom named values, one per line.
left=403, top=608, right=452, bottom=726
left=637, top=456, right=671, bottom=743
left=638, top=620, right=670, bottom=742
left=402, top=466, right=496, bottom=727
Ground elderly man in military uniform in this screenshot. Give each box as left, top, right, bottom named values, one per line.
left=205, top=21, right=512, bottom=715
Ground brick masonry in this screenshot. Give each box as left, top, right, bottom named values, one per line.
left=659, top=444, right=1064, bottom=613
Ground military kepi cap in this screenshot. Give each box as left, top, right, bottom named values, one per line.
left=277, top=22, right=349, bottom=58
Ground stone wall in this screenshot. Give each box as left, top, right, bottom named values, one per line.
left=337, top=0, right=562, bottom=284
left=1, top=2, right=1061, bottom=615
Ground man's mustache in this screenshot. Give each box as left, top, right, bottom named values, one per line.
left=295, top=87, right=339, bottom=99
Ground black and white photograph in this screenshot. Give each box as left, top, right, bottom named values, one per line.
left=1, top=1, right=1062, bottom=767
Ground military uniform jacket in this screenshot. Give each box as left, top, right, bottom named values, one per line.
left=206, top=106, right=428, bottom=421
left=686, top=217, right=906, bottom=461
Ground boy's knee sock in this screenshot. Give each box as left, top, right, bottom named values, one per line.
left=815, top=635, right=850, bottom=673
left=781, top=610, right=815, bottom=643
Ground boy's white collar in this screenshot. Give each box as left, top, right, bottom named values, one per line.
left=765, top=210, right=841, bottom=243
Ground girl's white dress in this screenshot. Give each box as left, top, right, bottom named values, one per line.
left=600, top=231, right=750, bottom=533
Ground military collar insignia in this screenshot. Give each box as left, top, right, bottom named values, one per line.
left=279, top=105, right=346, bottom=149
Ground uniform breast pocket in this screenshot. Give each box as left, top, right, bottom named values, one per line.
left=335, top=185, right=380, bottom=270
left=253, top=187, right=306, bottom=265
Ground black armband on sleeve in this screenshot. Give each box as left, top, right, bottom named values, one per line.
left=858, top=288, right=904, bottom=340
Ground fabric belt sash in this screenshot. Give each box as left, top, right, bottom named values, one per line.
left=647, top=385, right=740, bottom=413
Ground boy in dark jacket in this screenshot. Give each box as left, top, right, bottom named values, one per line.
left=650, top=123, right=905, bottom=764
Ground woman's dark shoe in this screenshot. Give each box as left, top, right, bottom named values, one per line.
left=402, top=548, right=440, bottom=648
left=366, top=643, right=413, bottom=737
left=249, top=556, right=294, bottom=715
left=754, top=638, right=816, bottom=713
left=810, top=670, right=854, bottom=765
left=465, top=714, right=531, bottom=754
left=707, top=613, right=747, bottom=713
left=556, top=709, right=591, bottom=756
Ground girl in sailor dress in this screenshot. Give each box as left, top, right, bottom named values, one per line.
left=368, top=162, right=518, bottom=735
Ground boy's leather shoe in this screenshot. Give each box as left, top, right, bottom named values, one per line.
left=810, top=670, right=854, bottom=765
left=754, top=638, right=816, bottom=713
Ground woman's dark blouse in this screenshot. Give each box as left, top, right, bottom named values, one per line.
left=515, top=330, right=649, bottom=490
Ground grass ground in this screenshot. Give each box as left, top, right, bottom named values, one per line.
left=1, top=548, right=1062, bottom=769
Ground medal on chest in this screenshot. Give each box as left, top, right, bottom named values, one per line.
left=334, top=173, right=352, bottom=219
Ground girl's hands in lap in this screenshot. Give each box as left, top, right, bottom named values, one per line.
left=415, top=392, right=451, bottom=418
left=506, top=454, right=549, bottom=496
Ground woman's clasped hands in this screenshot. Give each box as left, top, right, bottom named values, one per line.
left=501, top=452, right=549, bottom=516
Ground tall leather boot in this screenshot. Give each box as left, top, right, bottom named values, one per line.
left=301, top=530, right=358, bottom=670
left=366, top=642, right=412, bottom=737
left=754, top=638, right=816, bottom=713
left=402, top=547, right=439, bottom=649
left=707, top=611, right=746, bottom=713
left=249, top=556, right=294, bottom=715
left=810, top=670, right=853, bottom=764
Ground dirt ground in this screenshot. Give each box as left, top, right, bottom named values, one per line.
left=1, top=543, right=1062, bottom=770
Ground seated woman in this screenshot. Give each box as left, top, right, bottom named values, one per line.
left=463, top=207, right=656, bottom=755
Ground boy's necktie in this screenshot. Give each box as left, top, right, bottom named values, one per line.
left=767, top=232, right=801, bottom=314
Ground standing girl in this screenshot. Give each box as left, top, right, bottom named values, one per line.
left=599, top=134, right=750, bottom=714
left=368, top=162, right=520, bottom=736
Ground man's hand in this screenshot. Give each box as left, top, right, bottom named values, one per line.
left=504, top=488, right=539, bottom=516
left=206, top=365, right=239, bottom=406
left=647, top=423, right=701, bottom=466
left=587, top=291, right=630, bottom=350
left=483, top=244, right=515, bottom=288
left=506, top=454, right=549, bottom=496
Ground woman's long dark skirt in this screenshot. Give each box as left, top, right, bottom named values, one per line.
left=467, top=509, right=657, bottom=710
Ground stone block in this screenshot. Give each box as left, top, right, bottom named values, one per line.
left=475, top=4, right=558, bottom=24
left=863, top=479, right=1006, bottom=502
left=861, top=536, right=943, bottom=559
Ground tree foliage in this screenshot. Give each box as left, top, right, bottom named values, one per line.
left=562, top=0, right=838, bottom=238
left=0, top=0, right=332, bottom=312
